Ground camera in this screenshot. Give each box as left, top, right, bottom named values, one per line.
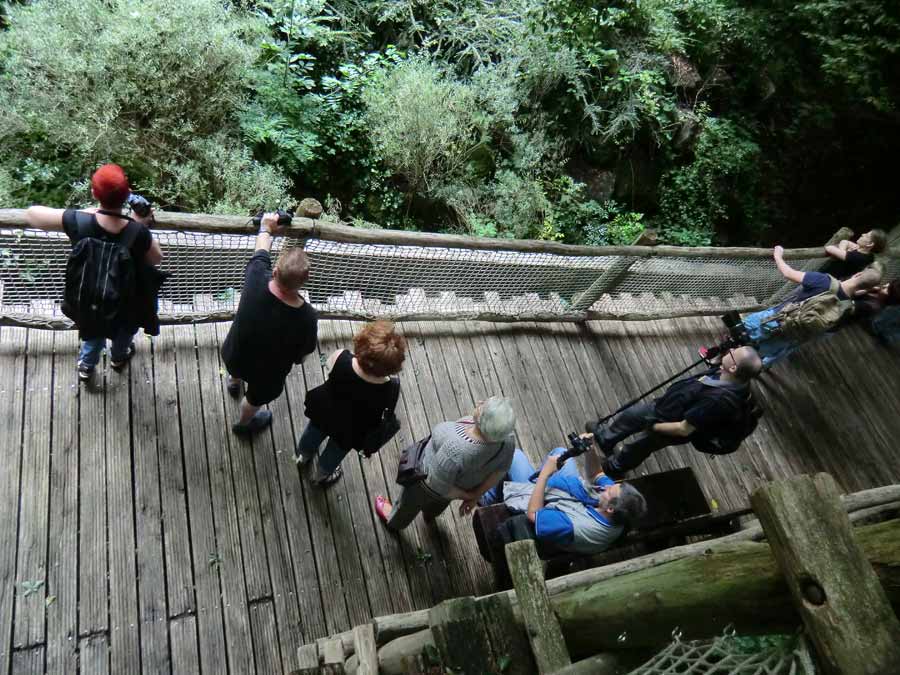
left=127, top=193, right=152, bottom=218
left=565, top=432, right=593, bottom=458
left=699, top=311, right=754, bottom=361
left=251, top=209, right=294, bottom=229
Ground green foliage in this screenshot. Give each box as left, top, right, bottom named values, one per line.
left=0, top=0, right=289, bottom=212
left=362, top=57, right=485, bottom=197
left=0, top=167, right=14, bottom=207
left=793, top=0, right=900, bottom=112
left=656, top=116, right=762, bottom=246
left=2, top=0, right=897, bottom=246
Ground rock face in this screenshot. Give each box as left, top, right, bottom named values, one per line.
left=614, top=144, right=662, bottom=208
left=632, top=228, right=658, bottom=246
left=298, top=197, right=323, bottom=219
left=566, top=159, right=616, bottom=203
left=670, top=54, right=701, bottom=89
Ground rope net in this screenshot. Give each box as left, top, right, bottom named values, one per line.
left=2, top=227, right=895, bottom=326
left=630, top=630, right=816, bottom=675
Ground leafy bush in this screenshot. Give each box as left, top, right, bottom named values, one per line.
left=656, top=116, right=762, bottom=246
left=0, top=0, right=289, bottom=211
left=0, top=166, right=15, bottom=208
left=362, top=57, right=485, bottom=200
left=793, top=0, right=900, bottom=112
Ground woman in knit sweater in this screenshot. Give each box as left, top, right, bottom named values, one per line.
left=375, top=397, right=516, bottom=531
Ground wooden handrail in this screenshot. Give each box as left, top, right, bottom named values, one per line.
left=0, top=208, right=840, bottom=260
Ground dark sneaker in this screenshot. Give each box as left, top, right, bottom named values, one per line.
left=110, top=344, right=136, bottom=371
left=77, top=361, right=95, bottom=382
left=232, top=409, right=273, bottom=436
left=293, top=444, right=314, bottom=466
left=313, top=465, right=343, bottom=487
left=587, top=421, right=613, bottom=455
left=226, top=376, right=241, bottom=398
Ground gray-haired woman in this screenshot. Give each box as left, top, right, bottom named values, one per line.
left=375, top=397, right=516, bottom=531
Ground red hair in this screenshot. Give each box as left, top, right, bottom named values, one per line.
left=353, top=321, right=406, bottom=377
left=91, top=164, right=130, bottom=208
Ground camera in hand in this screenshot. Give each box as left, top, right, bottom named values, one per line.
left=528, top=432, right=593, bottom=480
left=699, top=310, right=754, bottom=361
left=127, top=193, right=152, bottom=218
left=251, top=209, right=294, bottom=229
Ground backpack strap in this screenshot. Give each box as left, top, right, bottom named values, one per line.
left=119, top=220, right=143, bottom=251
left=827, top=276, right=841, bottom=295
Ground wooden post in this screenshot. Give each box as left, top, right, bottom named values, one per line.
left=769, top=228, right=853, bottom=304
left=477, top=593, right=535, bottom=675
left=320, top=637, right=345, bottom=675
left=571, top=257, right=636, bottom=311
left=428, top=597, right=494, bottom=674
left=352, top=623, right=378, bottom=675
left=751, top=474, right=900, bottom=675
left=505, top=540, right=571, bottom=673
left=296, top=643, right=319, bottom=675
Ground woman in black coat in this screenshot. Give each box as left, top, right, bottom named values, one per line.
left=295, top=320, right=406, bottom=486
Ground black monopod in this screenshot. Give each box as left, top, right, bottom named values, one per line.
left=531, top=311, right=753, bottom=478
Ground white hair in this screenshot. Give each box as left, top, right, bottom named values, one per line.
left=476, top=396, right=516, bottom=442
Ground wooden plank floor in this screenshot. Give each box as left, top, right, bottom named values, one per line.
left=1, top=317, right=899, bottom=674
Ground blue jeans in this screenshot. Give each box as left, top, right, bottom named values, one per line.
left=741, top=308, right=799, bottom=366
left=480, top=447, right=574, bottom=506
left=78, top=325, right=138, bottom=368
left=296, top=423, right=350, bottom=477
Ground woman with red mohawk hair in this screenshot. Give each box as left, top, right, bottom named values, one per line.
left=26, top=164, right=163, bottom=382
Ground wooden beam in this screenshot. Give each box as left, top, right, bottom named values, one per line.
left=320, top=637, right=345, bottom=675
left=751, top=474, right=900, bottom=675
left=296, top=644, right=319, bottom=675
left=571, top=257, right=636, bottom=311
left=352, top=624, right=378, bottom=675
left=428, top=597, right=494, bottom=674
left=505, top=540, right=571, bottom=673
left=476, top=593, right=535, bottom=675
left=301, top=483, right=900, bottom=667
left=553, top=518, right=900, bottom=657
left=0, top=208, right=849, bottom=259
left=0, top=299, right=770, bottom=330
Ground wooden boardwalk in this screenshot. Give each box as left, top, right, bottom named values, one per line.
left=0, top=316, right=898, bottom=674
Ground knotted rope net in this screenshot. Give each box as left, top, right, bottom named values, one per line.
left=630, top=628, right=815, bottom=675
left=2, top=223, right=896, bottom=327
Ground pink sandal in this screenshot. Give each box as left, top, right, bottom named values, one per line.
left=374, top=495, right=392, bottom=524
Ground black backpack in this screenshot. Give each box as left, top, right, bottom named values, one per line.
left=62, top=211, right=142, bottom=338
left=690, top=387, right=763, bottom=455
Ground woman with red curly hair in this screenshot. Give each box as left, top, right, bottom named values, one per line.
left=297, top=320, right=407, bottom=486
left=25, top=164, right=163, bottom=382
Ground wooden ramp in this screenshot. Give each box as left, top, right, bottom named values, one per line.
left=0, top=316, right=898, bottom=675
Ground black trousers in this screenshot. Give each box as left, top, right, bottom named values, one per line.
left=598, top=401, right=687, bottom=478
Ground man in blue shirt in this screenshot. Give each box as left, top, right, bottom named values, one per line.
left=479, top=441, right=647, bottom=555
left=743, top=245, right=883, bottom=365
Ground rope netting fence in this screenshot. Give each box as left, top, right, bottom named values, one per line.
left=629, top=629, right=815, bottom=675
left=0, top=210, right=897, bottom=328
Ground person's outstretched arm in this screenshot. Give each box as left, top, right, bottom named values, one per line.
left=25, top=206, right=65, bottom=231
left=773, top=245, right=805, bottom=284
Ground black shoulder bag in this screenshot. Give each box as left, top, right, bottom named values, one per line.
left=359, top=377, right=402, bottom=458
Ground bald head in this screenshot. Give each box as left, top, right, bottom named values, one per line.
left=845, top=266, right=884, bottom=295
left=724, top=346, right=763, bottom=382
